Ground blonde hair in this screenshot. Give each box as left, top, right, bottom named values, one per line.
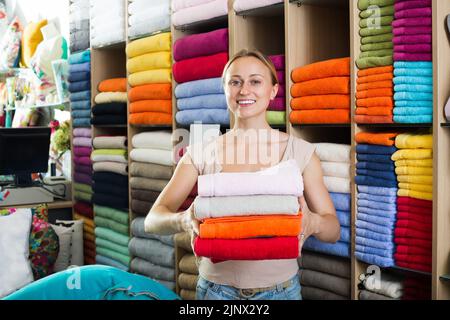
left=222, top=49, right=279, bottom=85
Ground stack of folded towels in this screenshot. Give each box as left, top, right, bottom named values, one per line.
left=233, top=0, right=283, bottom=12
left=174, top=28, right=229, bottom=126
left=193, top=159, right=302, bottom=262
left=91, top=135, right=130, bottom=271
left=267, top=54, right=286, bottom=126
left=290, top=58, right=351, bottom=124
left=91, top=78, right=127, bottom=125
left=358, top=271, right=403, bottom=300
left=392, top=0, right=433, bottom=123
left=90, top=0, right=125, bottom=47
left=392, top=133, right=433, bottom=273
left=69, top=0, right=90, bottom=53
left=126, top=32, right=172, bottom=125
left=69, top=50, right=91, bottom=128
left=175, top=232, right=199, bottom=300
left=171, top=0, right=228, bottom=27
left=402, top=276, right=431, bottom=300
left=128, top=0, right=170, bottom=39
left=298, top=251, right=351, bottom=300
left=129, top=217, right=176, bottom=291
left=130, top=131, right=173, bottom=216
left=355, top=131, right=399, bottom=268
left=303, top=143, right=351, bottom=258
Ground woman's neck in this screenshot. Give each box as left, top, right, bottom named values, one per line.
left=232, top=114, right=272, bottom=132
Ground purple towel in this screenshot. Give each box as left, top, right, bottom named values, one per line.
left=393, top=26, right=432, bottom=36
left=395, top=7, right=432, bottom=19
left=73, top=128, right=92, bottom=138
left=75, top=164, right=93, bottom=175
left=73, top=137, right=92, bottom=147
left=276, top=84, right=285, bottom=98
left=74, top=172, right=93, bottom=186
left=394, top=0, right=431, bottom=11
left=394, top=44, right=432, bottom=53
left=73, top=146, right=92, bottom=157
left=276, top=71, right=285, bottom=84
left=268, top=97, right=286, bottom=111
left=269, top=55, right=285, bottom=71
left=393, top=35, right=431, bottom=45
left=173, top=28, right=228, bottom=62
left=73, top=156, right=92, bottom=166
left=392, top=17, right=431, bottom=28
left=394, top=52, right=432, bottom=61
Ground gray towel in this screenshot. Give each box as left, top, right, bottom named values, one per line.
left=130, top=177, right=169, bottom=192
left=179, top=254, right=198, bottom=275
left=298, top=251, right=351, bottom=279
left=131, top=257, right=175, bottom=282
left=129, top=237, right=175, bottom=268
left=131, top=217, right=174, bottom=246
left=301, top=285, right=348, bottom=300
left=180, top=289, right=196, bottom=300
left=174, top=232, right=193, bottom=252
left=299, top=269, right=350, bottom=298
left=178, top=273, right=198, bottom=291
left=359, top=289, right=398, bottom=300
left=130, top=162, right=173, bottom=180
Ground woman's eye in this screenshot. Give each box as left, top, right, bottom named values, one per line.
left=229, top=80, right=241, bottom=86
left=250, top=80, right=261, bottom=85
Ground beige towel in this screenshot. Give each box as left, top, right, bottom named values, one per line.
left=178, top=273, right=198, bottom=290
left=179, top=254, right=198, bottom=275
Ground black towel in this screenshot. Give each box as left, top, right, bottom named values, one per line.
left=91, top=115, right=127, bottom=125
left=93, top=181, right=129, bottom=197
left=92, top=172, right=128, bottom=186
left=92, top=193, right=129, bottom=211
left=92, top=103, right=127, bottom=115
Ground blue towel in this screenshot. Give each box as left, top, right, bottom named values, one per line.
left=71, top=90, right=91, bottom=102
left=73, top=118, right=92, bottom=127
left=96, top=254, right=129, bottom=271
left=357, top=185, right=398, bottom=196
left=356, top=161, right=395, bottom=172
left=394, top=84, right=433, bottom=93
left=356, top=227, right=393, bottom=242
left=394, top=100, right=432, bottom=108
left=394, top=115, right=433, bottom=123
left=356, top=169, right=397, bottom=181
left=356, top=144, right=397, bottom=155
left=69, top=49, right=91, bottom=64
left=357, top=213, right=396, bottom=228
left=71, top=100, right=92, bottom=110
left=355, top=244, right=393, bottom=259
left=357, top=192, right=397, bottom=204
left=357, top=154, right=394, bottom=164
left=357, top=206, right=397, bottom=219
left=69, top=80, right=91, bottom=93
left=329, top=192, right=351, bottom=211
left=357, top=199, right=397, bottom=212
left=394, top=92, right=433, bottom=101
left=69, top=71, right=91, bottom=82
left=177, top=94, right=227, bottom=111
left=355, top=252, right=395, bottom=268
left=393, top=76, right=433, bottom=86
left=69, top=61, right=91, bottom=73
left=355, top=175, right=398, bottom=188
left=176, top=109, right=230, bottom=125
left=356, top=220, right=394, bottom=236
left=356, top=236, right=394, bottom=250
left=394, top=68, right=433, bottom=77
left=394, top=61, right=432, bottom=69
left=393, top=107, right=432, bottom=116
left=340, top=226, right=350, bottom=242
left=336, top=210, right=350, bottom=227
left=72, top=110, right=91, bottom=118
left=175, top=77, right=224, bottom=98
left=303, top=238, right=350, bottom=258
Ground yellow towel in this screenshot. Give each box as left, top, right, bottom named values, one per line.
left=391, top=149, right=433, bottom=161
left=126, top=32, right=171, bottom=58
left=395, top=133, right=433, bottom=149
left=398, top=189, right=433, bottom=201
left=74, top=212, right=95, bottom=229
left=127, top=51, right=172, bottom=74
left=397, top=175, right=433, bottom=185
left=395, top=166, right=433, bottom=176
left=128, top=69, right=172, bottom=87
left=395, top=159, right=433, bottom=168
left=398, top=182, right=433, bottom=193
left=94, top=92, right=128, bottom=104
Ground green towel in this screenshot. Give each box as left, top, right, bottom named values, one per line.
left=92, top=149, right=128, bottom=157
left=360, top=16, right=393, bottom=28
left=361, top=33, right=393, bottom=44
left=74, top=183, right=93, bottom=194
left=361, top=41, right=393, bottom=52
left=358, top=0, right=395, bottom=11
left=359, top=26, right=392, bottom=37
left=95, top=227, right=130, bottom=247
left=94, top=205, right=129, bottom=225
left=359, top=5, right=394, bottom=18
left=266, top=111, right=286, bottom=125
left=95, top=216, right=129, bottom=236
left=74, top=190, right=92, bottom=203
left=356, top=56, right=393, bottom=69
left=96, top=238, right=130, bottom=256
left=359, top=49, right=393, bottom=58
left=96, top=246, right=131, bottom=266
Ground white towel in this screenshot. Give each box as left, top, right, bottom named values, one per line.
left=323, top=176, right=350, bottom=194
left=129, top=5, right=170, bottom=26
left=91, top=29, right=125, bottom=47
left=93, top=136, right=127, bottom=150
left=91, top=154, right=128, bottom=164
left=94, top=92, right=128, bottom=104
left=321, top=161, right=350, bottom=179
left=171, top=0, right=214, bottom=12
left=233, top=0, right=283, bottom=12
left=172, top=0, right=228, bottom=27
left=130, top=149, right=173, bottom=166
left=313, top=143, right=351, bottom=163
left=93, top=162, right=128, bottom=176
left=129, top=0, right=169, bottom=15
left=364, top=274, right=404, bottom=299
left=132, top=131, right=172, bottom=150
left=128, top=16, right=171, bottom=38
left=91, top=11, right=124, bottom=27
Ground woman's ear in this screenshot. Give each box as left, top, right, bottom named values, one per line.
left=271, top=83, right=279, bottom=100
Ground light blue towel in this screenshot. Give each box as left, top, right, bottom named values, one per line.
left=71, top=90, right=91, bottom=102
left=96, top=254, right=129, bottom=272
left=358, top=199, right=397, bottom=212
left=69, top=61, right=91, bottom=73
left=356, top=227, right=393, bottom=242
left=356, top=169, right=397, bottom=181
left=393, top=76, right=433, bottom=86
left=177, top=94, right=227, bottom=111
left=394, top=61, right=432, bottom=69
left=71, top=100, right=92, bottom=110
left=176, top=109, right=230, bottom=126
left=395, top=100, right=432, bottom=108
left=356, top=236, right=394, bottom=250
left=69, top=71, right=91, bottom=82
left=357, top=206, right=397, bottom=219
left=356, top=161, right=395, bottom=172
left=394, top=68, right=432, bottom=77
left=72, top=110, right=91, bottom=118
left=356, top=144, right=397, bottom=155
left=303, top=238, right=350, bottom=258
left=340, top=226, right=350, bottom=243
left=357, top=213, right=396, bottom=228
left=357, top=154, right=394, bottom=164
left=355, top=175, right=398, bottom=188
left=355, top=252, right=395, bottom=268
left=394, top=115, right=433, bottom=123
left=329, top=192, right=351, bottom=212
left=356, top=220, right=394, bottom=236
left=69, top=79, right=91, bottom=93
left=336, top=210, right=350, bottom=227
left=175, top=77, right=224, bottom=98
left=393, top=107, right=432, bottom=116
left=355, top=244, right=394, bottom=258
left=69, top=49, right=91, bottom=64
left=394, top=92, right=433, bottom=101
left=394, top=84, right=433, bottom=93
left=73, top=118, right=92, bottom=127
left=357, top=185, right=398, bottom=197
left=357, top=192, right=397, bottom=204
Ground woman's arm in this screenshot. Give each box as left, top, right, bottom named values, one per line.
left=301, top=153, right=341, bottom=243
left=144, top=154, right=199, bottom=235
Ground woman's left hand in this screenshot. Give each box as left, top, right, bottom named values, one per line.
left=298, top=196, right=317, bottom=255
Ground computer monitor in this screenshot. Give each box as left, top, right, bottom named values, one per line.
left=0, top=127, right=51, bottom=187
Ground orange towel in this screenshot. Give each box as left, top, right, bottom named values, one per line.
left=356, top=97, right=394, bottom=108
left=291, top=57, right=350, bottom=83
left=357, top=73, right=393, bottom=84
left=129, top=84, right=172, bottom=102
left=199, top=214, right=302, bottom=239
left=129, top=112, right=172, bottom=125
left=290, top=95, right=350, bottom=110
left=98, top=78, right=127, bottom=93
left=356, top=88, right=393, bottom=99
left=355, top=132, right=399, bottom=146
left=357, top=81, right=393, bottom=91
left=84, top=231, right=95, bottom=243
left=357, top=66, right=393, bottom=77
left=356, top=107, right=393, bottom=116
left=291, top=77, right=350, bottom=97
left=355, top=115, right=393, bottom=124
left=290, top=109, right=350, bottom=124
left=130, top=100, right=172, bottom=114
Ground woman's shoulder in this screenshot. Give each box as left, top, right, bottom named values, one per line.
left=286, top=135, right=316, bottom=172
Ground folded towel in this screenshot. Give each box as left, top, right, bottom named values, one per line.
left=357, top=192, right=396, bottom=204
left=360, top=42, right=393, bottom=52
left=360, top=15, right=393, bottom=28
left=129, top=112, right=172, bottom=125
left=126, top=32, right=171, bottom=58
left=395, top=133, right=432, bottom=149
left=358, top=203, right=396, bottom=218
left=313, top=143, right=350, bottom=163
left=266, top=111, right=286, bottom=125
left=175, top=77, right=224, bottom=99
left=356, top=97, right=394, bottom=108
left=361, top=33, right=393, bottom=45
left=396, top=166, right=432, bottom=176
left=395, top=237, right=431, bottom=250
left=358, top=0, right=395, bottom=11
left=92, top=103, right=127, bottom=116
left=93, top=136, right=127, bottom=150
left=394, top=52, right=432, bottom=61
left=176, top=108, right=230, bottom=125
left=74, top=164, right=93, bottom=175
left=291, top=57, right=350, bottom=83
left=96, top=236, right=129, bottom=255
left=394, top=43, right=432, bottom=53
left=72, top=110, right=92, bottom=119
left=323, top=176, right=350, bottom=194
left=355, top=115, right=394, bottom=124
left=356, top=160, right=395, bottom=172
left=356, top=236, right=394, bottom=250
left=177, top=94, right=227, bottom=110
left=97, top=78, right=127, bottom=93
left=336, top=210, right=350, bottom=227
left=396, top=218, right=431, bottom=232
left=355, top=175, right=397, bottom=188
left=69, top=71, right=90, bottom=82
left=363, top=273, right=403, bottom=299
left=356, top=169, right=397, bottom=181
left=129, top=99, right=172, bottom=114
left=329, top=192, right=351, bottom=212
left=69, top=50, right=91, bottom=64
left=291, top=77, right=350, bottom=97
left=393, top=107, right=432, bottom=116
left=398, top=189, right=432, bottom=201
left=69, top=80, right=91, bottom=93
left=132, top=131, right=172, bottom=150
left=173, top=52, right=228, bottom=84
left=355, top=252, right=395, bottom=267
left=128, top=69, right=172, bottom=87
left=392, top=17, right=431, bottom=28
left=92, top=193, right=129, bottom=210
left=94, top=92, right=128, bottom=104
left=131, top=257, right=175, bottom=282
left=298, top=251, right=350, bottom=279
left=130, top=177, right=168, bottom=192
left=131, top=189, right=160, bottom=203
left=71, top=100, right=91, bottom=110
left=130, top=162, right=173, bottom=180
left=360, top=3, right=394, bottom=17
left=93, top=181, right=129, bottom=198
left=321, top=161, right=350, bottom=179
left=92, top=162, right=128, bottom=176
left=356, top=220, right=394, bottom=236
left=395, top=7, right=432, bottom=19
left=131, top=217, right=174, bottom=246
left=290, top=110, right=350, bottom=124
left=95, top=226, right=130, bottom=247
left=397, top=196, right=432, bottom=208
left=94, top=205, right=128, bottom=226
left=358, top=213, right=395, bottom=228
left=179, top=254, right=198, bottom=275
left=73, top=128, right=92, bottom=138
left=130, top=148, right=172, bottom=166
left=298, top=269, right=350, bottom=298
left=92, top=171, right=128, bottom=186
left=358, top=198, right=396, bottom=211
left=127, top=51, right=171, bottom=74
left=357, top=80, right=393, bottom=91
left=128, top=238, right=175, bottom=268
left=355, top=244, right=393, bottom=258
left=302, top=238, right=350, bottom=258
left=172, top=0, right=228, bottom=27
left=290, top=95, right=350, bottom=110
left=359, top=49, right=394, bottom=59
left=393, top=26, right=432, bottom=38
left=95, top=254, right=129, bottom=271
left=129, top=84, right=172, bottom=102
left=397, top=212, right=431, bottom=224
left=356, top=56, right=394, bottom=69
left=356, top=107, right=393, bottom=117
left=356, top=227, right=392, bottom=242
left=131, top=199, right=153, bottom=215
left=357, top=153, right=394, bottom=163
left=174, top=28, right=228, bottom=61
left=356, top=144, right=397, bottom=155
left=394, top=227, right=431, bottom=240
left=392, top=149, right=433, bottom=161
left=394, top=0, right=431, bottom=11
left=395, top=244, right=431, bottom=256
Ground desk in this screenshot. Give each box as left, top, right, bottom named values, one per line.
left=0, top=200, right=73, bottom=224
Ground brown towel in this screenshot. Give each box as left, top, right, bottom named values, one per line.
left=179, top=254, right=198, bottom=275
left=130, top=177, right=169, bottom=192
left=131, top=188, right=160, bottom=203
left=180, top=289, right=196, bottom=300
left=174, top=232, right=193, bottom=252
left=178, top=273, right=198, bottom=290
left=130, top=161, right=173, bottom=180
left=132, top=199, right=153, bottom=216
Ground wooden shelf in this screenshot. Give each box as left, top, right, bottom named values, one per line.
left=293, top=123, right=351, bottom=128
left=357, top=123, right=433, bottom=128
left=289, top=0, right=349, bottom=8
left=128, top=28, right=171, bottom=41
left=440, top=275, right=450, bottom=282
left=235, top=3, right=284, bottom=17
left=440, top=123, right=450, bottom=127
left=92, top=124, right=127, bottom=128
left=174, top=15, right=228, bottom=32
left=92, top=40, right=126, bottom=50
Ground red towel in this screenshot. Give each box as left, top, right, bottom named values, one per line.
left=395, top=261, right=431, bottom=274
left=395, top=245, right=431, bottom=256
left=394, top=227, right=431, bottom=240
left=397, top=204, right=432, bottom=215
left=396, top=212, right=431, bottom=225
left=395, top=237, right=432, bottom=250
left=173, top=52, right=228, bottom=84
left=395, top=253, right=431, bottom=265
left=397, top=197, right=432, bottom=209
left=194, top=236, right=299, bottom=261
left=74, top=201, right=94, bottom=219
left=395, top=218, right=432, bottom=232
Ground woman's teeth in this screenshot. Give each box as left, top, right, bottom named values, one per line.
left=238, top=100, right=256, bottom=106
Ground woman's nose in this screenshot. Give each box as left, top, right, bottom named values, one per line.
left=239, top=82, right=250, bottom=95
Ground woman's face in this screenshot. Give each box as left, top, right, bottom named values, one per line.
left=224, top=56, right=278, bottom=120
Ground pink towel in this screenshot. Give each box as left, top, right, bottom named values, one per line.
left=276, top=84, right=285, bottom=97
left=73, top=128, right=92, bottom=138
left=73, top=146, right=93, bottom=157
left=395, top=7, right=432, bottom=19
left=268, top=97, right=286, bottom=111
left=73, top=156, right=92, bottom=166
left=394, top=44, right=432, bottom=53
left=276, top=71, right=285, bottom=84
left=393, top=35, right=432, bottom=45
left=392, top=17, right=432, bottom=27
left=393, top=26, right=432, bottom=36
left=269, top=54, right=285, bottom=71
left=73, top=137, right=92, bottom=147
left=394, top=0, right=431, bottom=11
left=74, top=164, right=93, bottom=175
left=394, top=52, right=432, bottom=61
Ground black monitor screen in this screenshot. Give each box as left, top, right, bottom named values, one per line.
left=0, top=127, right=51, bottom=175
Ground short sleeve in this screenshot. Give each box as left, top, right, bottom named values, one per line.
left=184, top=139, right=219, bottom=175
left=291, top=137, right=316, bottom=173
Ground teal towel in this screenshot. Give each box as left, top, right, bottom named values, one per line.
left=95, top=227, right=130, bottom=247
left=96, top=238, right=130, bottom=256
left=393, top=76, right=433, bottom=85
left=394, top=68, right=433, bottom=77
left=394, top=92, right=433, bottom=101
left=394, top=84, right=433, bottom=93
left=72, top=110, right=91, bottom=118
left=395, top=100, right=432, bottom=108
left=394, top=61, right=432, bottom=69
left=69, top=49, right=91, bottom=64
left=393, top=107, right=433, bottom=115
left=394, top=115, right=433, bottom=123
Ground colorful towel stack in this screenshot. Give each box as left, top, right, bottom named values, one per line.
left=171, top=0, right=228, bottom=27
left=392, top=0, right=433, bottom=123
left=392, top=133, right=433, bottom=273
left=126, top=32, right=172, bottom=125
left=174, top=28, right=229, bottom=126
left=358, top=272, right=403, bottom=300
left=128, top=0, right=170, bottom=39
left=193, top=159, right=302, bottom=262
left=69, top=50, right=91, bottom=128
left=290, top=58, right=351, bottom=124
left=129, top=217, right=176, bottom=291
left=304, top=143, right=351, bottom=258
left=298, top=251, right=351, bottom=300
left=233, top=0, right=283, bottom=12
left=91, top=78, right=127, bottom=125
left=130, top=131, right=173, bottom=216
left=175, top=232, right=199, bottom=300
left=69, top=0, right=90, bottom=53
left=267, top=54, right=286, bottom=125
left=90, top=0, right=125, bottom=47
left=355, top=132, right=400, bottom=267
